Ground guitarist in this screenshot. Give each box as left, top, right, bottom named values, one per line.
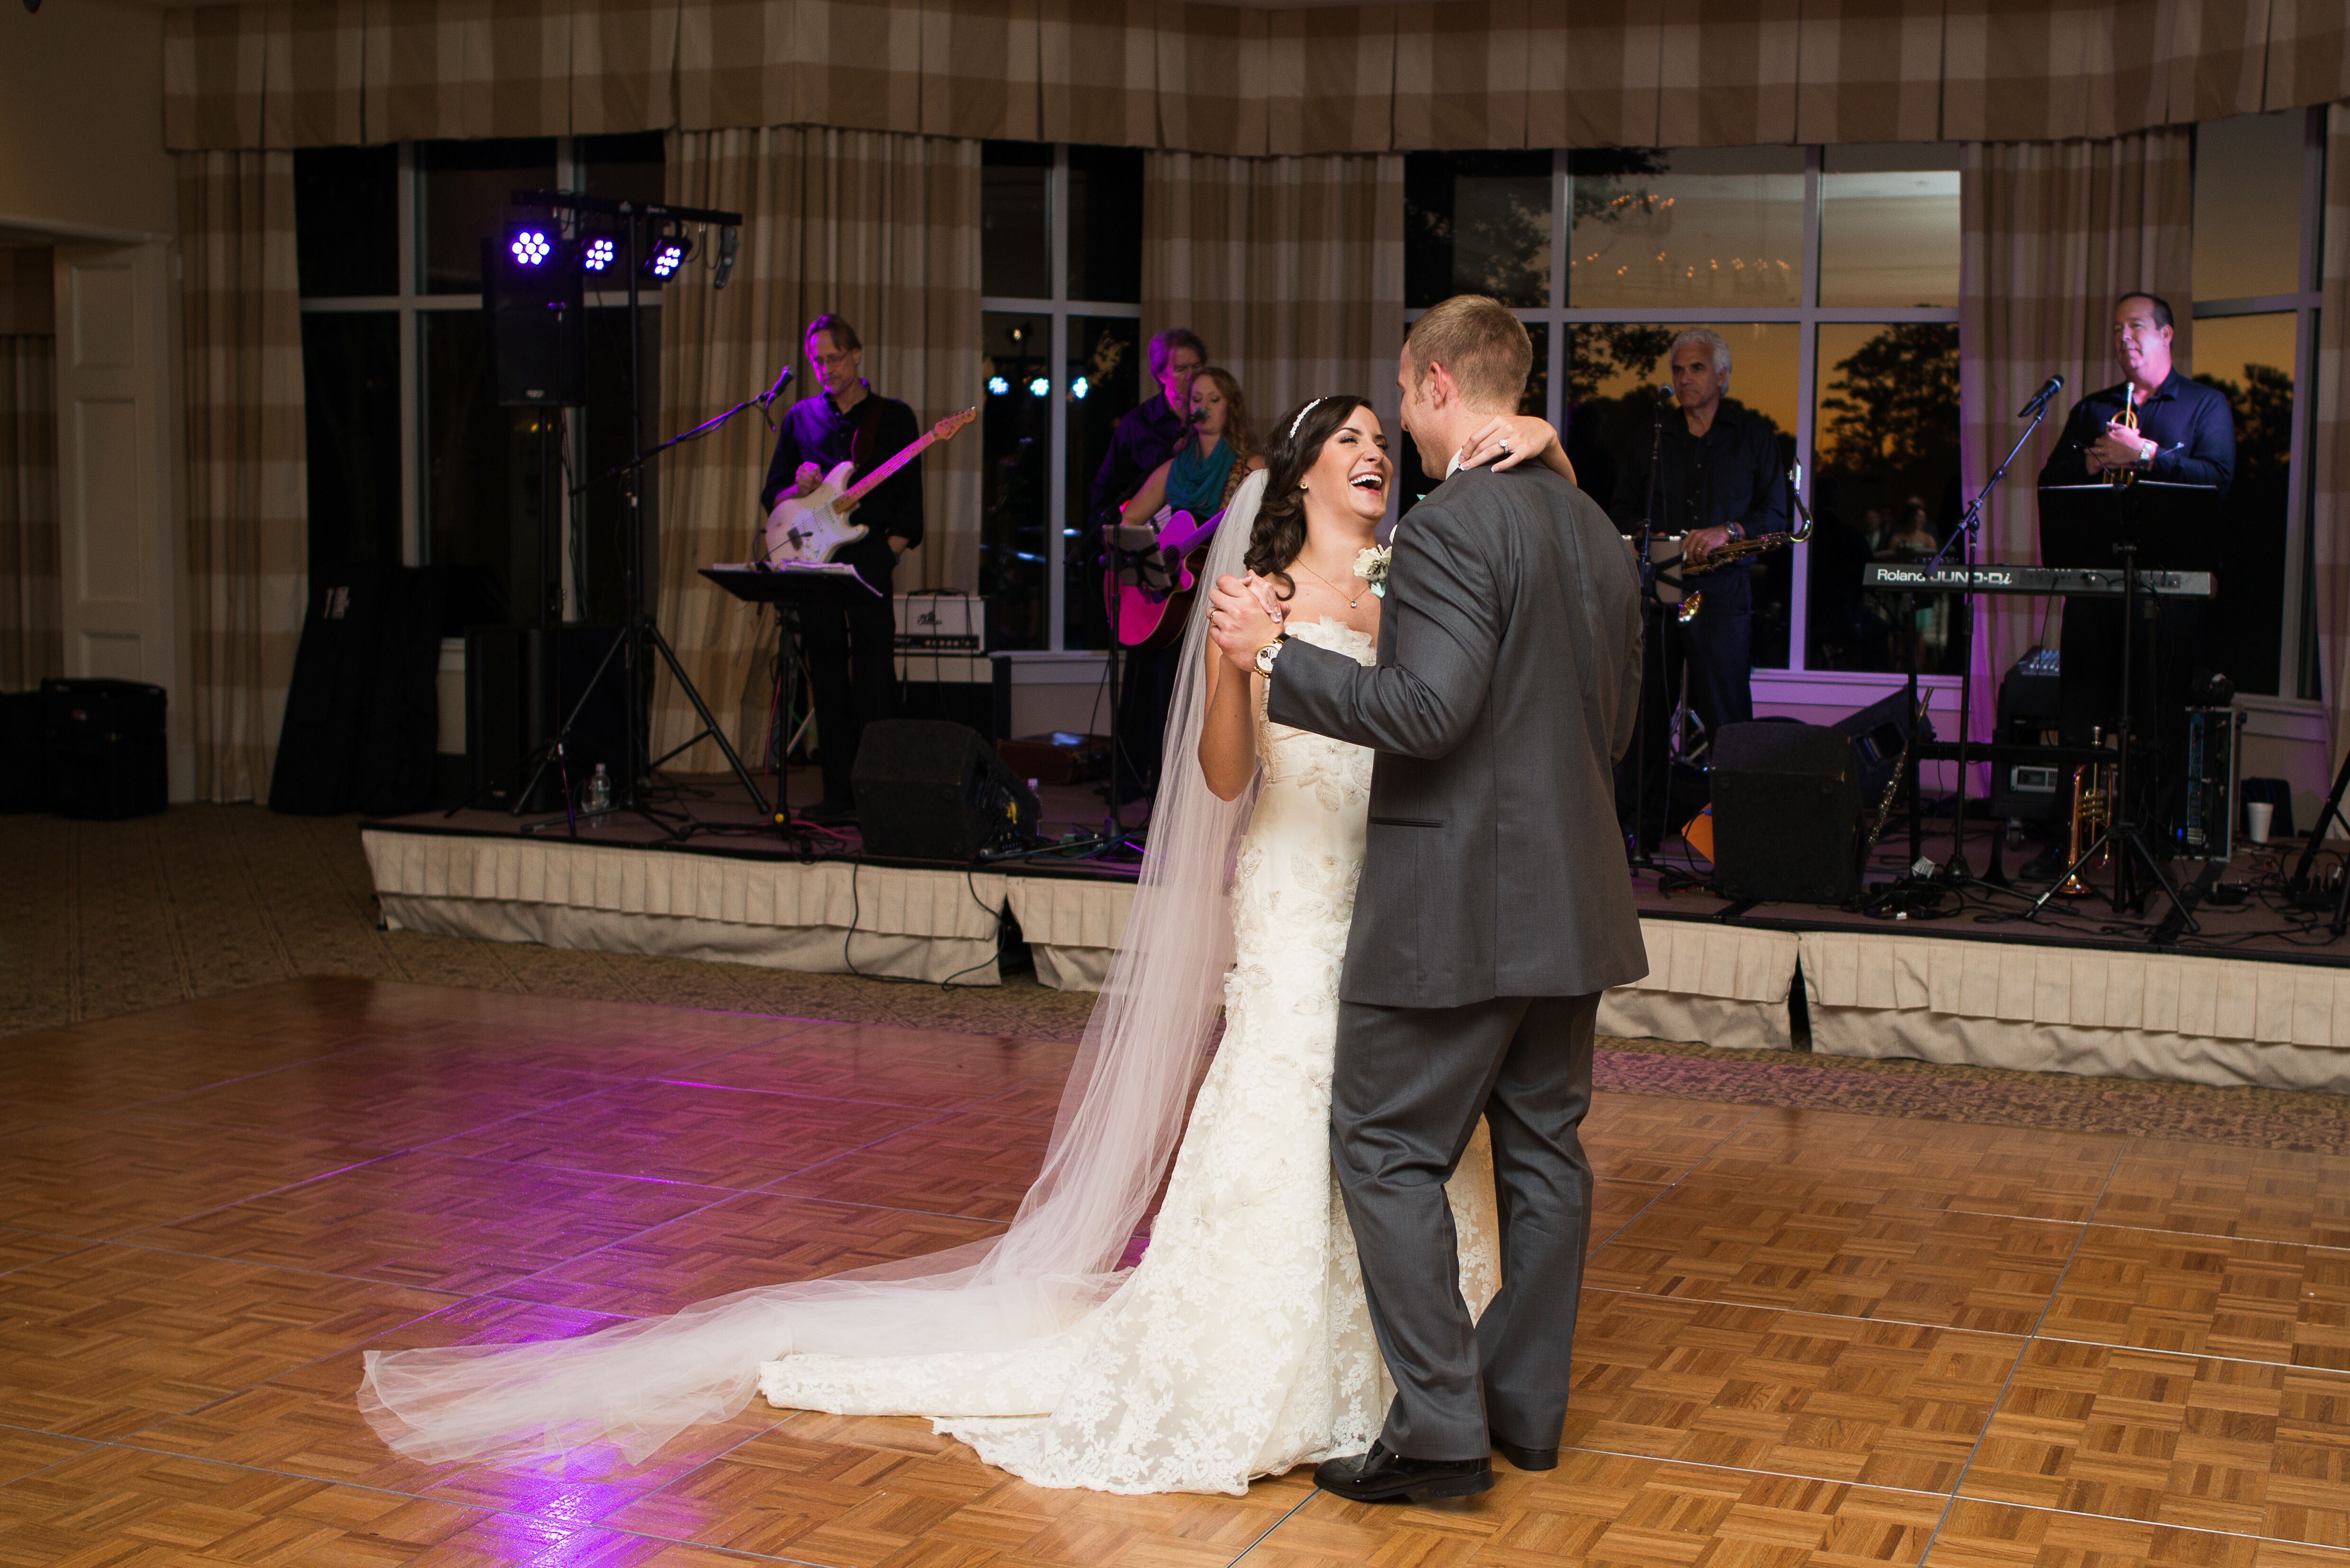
left=1088, top=327, right=1207, bottom=801
left=759, top=314, right=923, bottom=825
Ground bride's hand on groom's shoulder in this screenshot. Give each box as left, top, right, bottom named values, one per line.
left=1456, top=414, right=1560, bottom=473
left=1207, top=574, right=1284, bottom=670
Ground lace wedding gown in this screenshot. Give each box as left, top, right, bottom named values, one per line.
left=759, top=618, right=1500, bottom=1495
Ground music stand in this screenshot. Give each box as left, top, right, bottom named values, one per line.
left=2027, top=480, right=2220, bottom=925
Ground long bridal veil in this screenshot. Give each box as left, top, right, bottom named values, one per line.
left=360, top=472, right=1271, bottom=1465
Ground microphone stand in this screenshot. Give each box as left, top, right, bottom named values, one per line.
left=1859, top=378, right=2054, bottom=914
left=1627, top=387, right=1676, bottom=877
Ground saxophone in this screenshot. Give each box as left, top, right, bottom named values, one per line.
left=1677, top=465, right=1816, bottom=621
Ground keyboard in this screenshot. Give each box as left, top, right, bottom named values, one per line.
left=1861, top=563, right=2214, bottom=598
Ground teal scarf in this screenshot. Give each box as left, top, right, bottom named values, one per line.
left=1165, top=437, right=1237, bottom=517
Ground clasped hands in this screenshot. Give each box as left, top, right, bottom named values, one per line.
left=1206, top=575, right=1288, bottom=671
left=2085, top=421, right=2156, bottom=475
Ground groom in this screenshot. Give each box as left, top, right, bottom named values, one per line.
left=1208, top=294, right=1646, bottom=1503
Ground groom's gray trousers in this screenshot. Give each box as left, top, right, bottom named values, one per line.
left=1332, top=989, right=1600, bottom=1462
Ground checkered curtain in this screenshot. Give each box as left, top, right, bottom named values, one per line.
left=178, top=150, right=310, bottom=802
left=156, top=0, right=2350, bottom=152
left=0, top=334, right=61, bottom=695
left=651, top=127, right=980, bottom=774
left=1957, top=129, right=2193, bottom=748
left=1142, top=152, right=1405, bottom=436
left=2312, top=104, right=2350, bottom=769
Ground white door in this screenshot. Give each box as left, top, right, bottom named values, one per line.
left=52, top=239, right=183, bottom=794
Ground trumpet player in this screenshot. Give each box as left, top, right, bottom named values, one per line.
left=2025, top=293, right=2235, bottom=879
left=1609, top=326, right=1791, bottom=854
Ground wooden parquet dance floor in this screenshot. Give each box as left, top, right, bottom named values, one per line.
left=2, top=977, right=2346, bottom=1568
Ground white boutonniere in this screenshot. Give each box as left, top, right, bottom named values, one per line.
left=1356, top=545, right=1392, bottom=598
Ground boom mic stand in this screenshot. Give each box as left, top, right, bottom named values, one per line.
left=1861, top=376, right=2057, bottom=913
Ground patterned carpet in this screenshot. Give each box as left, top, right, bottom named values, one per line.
left=4, top=805, right=2343, bottom=1152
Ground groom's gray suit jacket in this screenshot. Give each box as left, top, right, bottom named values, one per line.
left=1266, top=464, right=1648, bottom=1008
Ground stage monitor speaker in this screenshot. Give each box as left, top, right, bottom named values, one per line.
left=481, top=239, right=584, bottom=408
left=1830, top=688, right=1932, bottom=807
left=41, top=677, right=168, bottom=819
left=466, top=625, right=625, bottom=813
left=270, top=565, right=442, bottom=816
left=853, top=719, right=1039, bottom=863
left=1709, top=720, right=1863, bottom=905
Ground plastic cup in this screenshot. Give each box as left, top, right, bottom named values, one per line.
left=2246, top=800, right=2274, bottom=844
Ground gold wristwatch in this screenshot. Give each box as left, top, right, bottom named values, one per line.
left=1253, top=634, right=1287, bottom=676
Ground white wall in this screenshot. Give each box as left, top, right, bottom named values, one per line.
left=0, top=0, right=176, bottom=244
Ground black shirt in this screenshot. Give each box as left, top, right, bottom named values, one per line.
left=1088, top=394, right=1192, bottom=527
left=2037, top=369, right=2235, bottom=498
left=1608, top=398, right=1790, bottom=617
left=759, top=385, right=923, bottom=592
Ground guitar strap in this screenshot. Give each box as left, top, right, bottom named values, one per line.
left=849, top=392, right=888, bottom=483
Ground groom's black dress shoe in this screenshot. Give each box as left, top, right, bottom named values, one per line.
left=1314, top=1440, right=1493, bottom=1503
left=1490, top=1431, right=1558, bottom=1471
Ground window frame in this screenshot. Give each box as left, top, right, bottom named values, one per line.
left=1405, top=146, right=1964, bottom=680
left=2189, top=105, right=2326, bottom=705
left=979, top=142, right=1143, bottom=653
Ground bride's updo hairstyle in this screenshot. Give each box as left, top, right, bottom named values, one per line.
left=1246, top=393, right=1375, bottom=599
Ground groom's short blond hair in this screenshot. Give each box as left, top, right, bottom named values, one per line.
left=1406, top=295, right=1531, bottom=412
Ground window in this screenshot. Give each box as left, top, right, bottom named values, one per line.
left=296, top=133, right=667, bottom=634
left=2190, top=110, right=2321, bottom=701
left=979, top=141, right=1144, bottom=651
left=1405, top=145, right=1963, bottom=678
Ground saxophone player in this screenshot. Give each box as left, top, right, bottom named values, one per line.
left=1608, top=327, right=1791, bottom=855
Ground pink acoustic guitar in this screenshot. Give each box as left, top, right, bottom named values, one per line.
left=1102, top=505, right=1226, bottom=649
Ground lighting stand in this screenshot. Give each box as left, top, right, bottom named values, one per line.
left=500, top=187, right=786, bottom=844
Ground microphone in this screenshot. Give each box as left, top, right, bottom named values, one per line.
left=2016, top=373, right=2063, bottom=418
left=759, top=364, right=794, bottom=408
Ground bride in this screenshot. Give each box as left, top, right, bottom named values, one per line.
left=360, top=399, right=1576, bottom=1496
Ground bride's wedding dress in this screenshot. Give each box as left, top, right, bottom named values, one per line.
left=760, top=618, right=1500, bottom=1495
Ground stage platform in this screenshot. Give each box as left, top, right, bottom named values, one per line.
left=361, top=773, right=2350, bottom=1095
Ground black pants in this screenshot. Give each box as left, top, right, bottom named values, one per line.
left=1113, top=640, right=1179, bottom=795
left=2059, top=595, right=2207, bottom=829
left=802, top=593, right=898, bottom=806
left=1624, top=607, right=1752, bottom=851
left=1331, top=991, right=1601, bottom=1460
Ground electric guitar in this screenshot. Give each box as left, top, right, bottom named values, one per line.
left=762, top=407, right=977, bottom=565
left=1103, top=505, right=1226, bottom=648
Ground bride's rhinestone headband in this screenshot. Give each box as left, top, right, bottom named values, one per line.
left=1287, top=398, right=1325, bottom=442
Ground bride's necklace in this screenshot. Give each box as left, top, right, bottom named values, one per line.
left=1296, top=555, right=1366, bottom=609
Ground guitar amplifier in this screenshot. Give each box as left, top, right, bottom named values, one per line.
left=894, top=593, right=993, bottom=652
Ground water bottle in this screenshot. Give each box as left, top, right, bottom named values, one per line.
left=586, top=762, right=613, bottom=813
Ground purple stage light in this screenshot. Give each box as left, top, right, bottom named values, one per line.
left=582, top=234, right=617, bottom=272
left=639, top=230, right=694, bottom=284
left=510, top=228, right=553, bottom=267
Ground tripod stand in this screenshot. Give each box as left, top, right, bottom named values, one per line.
left=2288, top=748, right=2350, bottom=937
left=2025, top=517, right=2199, bottom=928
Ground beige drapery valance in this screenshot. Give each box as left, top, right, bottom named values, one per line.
left=164, top=0, right=2349, bottom=155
